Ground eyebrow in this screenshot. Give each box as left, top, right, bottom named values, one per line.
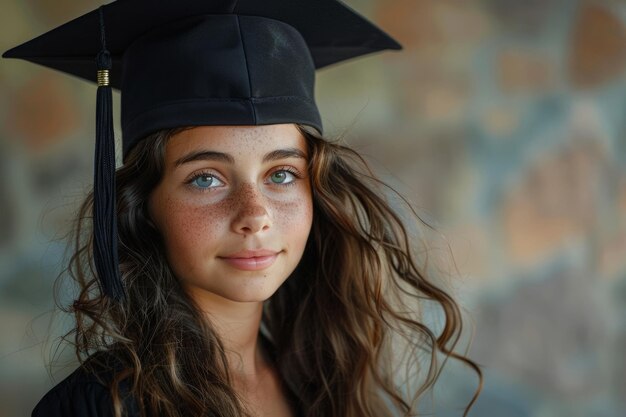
left=263, top=148, right=307, bottom=163
left=174, top=150, right=233, bottom=167
left=174, top=147, right=307, bottom=167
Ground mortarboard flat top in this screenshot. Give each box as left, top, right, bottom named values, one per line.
left=3, top=0, right=402, bottom=89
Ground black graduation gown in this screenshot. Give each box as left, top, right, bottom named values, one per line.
left=31, top=352, right=138, bottom=417
left=31, top=338, right=304, bottom=417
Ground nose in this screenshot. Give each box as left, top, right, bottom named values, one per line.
left=230, top=183, right=272, bottom=235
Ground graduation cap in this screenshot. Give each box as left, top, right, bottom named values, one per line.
left=3, top=0, right=402, bottom=301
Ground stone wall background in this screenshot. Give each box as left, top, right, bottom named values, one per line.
left=1, top=1, right=625, bottom=416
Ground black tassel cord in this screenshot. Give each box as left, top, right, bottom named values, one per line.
left=93, top=6, right=124, bottom=300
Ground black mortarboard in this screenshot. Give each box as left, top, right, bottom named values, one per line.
left=3, top=0, right=401, bottom=301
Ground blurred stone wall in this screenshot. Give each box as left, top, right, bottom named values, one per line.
left=1, top=1, right=625, bottom=416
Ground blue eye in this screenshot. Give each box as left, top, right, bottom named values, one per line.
left=189, top=173, right=223, bottom=190
left=269, top=170, right=296, bottom=185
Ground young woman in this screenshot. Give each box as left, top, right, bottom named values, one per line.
left=4, top=1, right=482, bottom=416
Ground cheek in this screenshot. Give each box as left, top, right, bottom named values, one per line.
left=153, top=195, right=231, bottom=256
left=272, top=192, right=313, bottom=242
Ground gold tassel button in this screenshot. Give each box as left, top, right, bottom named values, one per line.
left=97, top=70, right=110, bottom=87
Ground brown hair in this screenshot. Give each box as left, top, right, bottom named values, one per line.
left=62, top=125, right=482, bottom=417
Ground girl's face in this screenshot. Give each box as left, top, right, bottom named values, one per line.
left=148, top=124, right=313, bottom=304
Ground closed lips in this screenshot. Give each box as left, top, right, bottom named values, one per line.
left=219, top=249, right=280, bottom=258
left=218, top=250, right=281, bottom=271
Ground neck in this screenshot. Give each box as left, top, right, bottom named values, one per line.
left=186, top=288, right=269, bottom=379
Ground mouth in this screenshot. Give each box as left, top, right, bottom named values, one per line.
left=218, top=250, right=281, bottom=271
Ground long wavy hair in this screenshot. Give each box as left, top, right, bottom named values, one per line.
left=62, top=124, right=482, bottom=417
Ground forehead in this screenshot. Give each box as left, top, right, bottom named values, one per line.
left=165, top=124, right=307, bottom=160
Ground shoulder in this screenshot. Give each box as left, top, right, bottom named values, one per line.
left=31, top=351, right=138, bottom=417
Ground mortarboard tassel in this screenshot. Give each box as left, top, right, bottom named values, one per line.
left=93, top=6, right=124, bottom=300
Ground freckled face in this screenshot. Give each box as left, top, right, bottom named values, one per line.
left=148, top=124, right=313, bottom=304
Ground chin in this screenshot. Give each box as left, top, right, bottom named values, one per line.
left=217, top=287, right=281, bottom=303
left=186, top=279, right=285, bottom=305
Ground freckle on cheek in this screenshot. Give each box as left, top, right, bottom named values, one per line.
left=275, top=199, right=312, bottom=228
left=164, top=197, right=231, bottom=241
